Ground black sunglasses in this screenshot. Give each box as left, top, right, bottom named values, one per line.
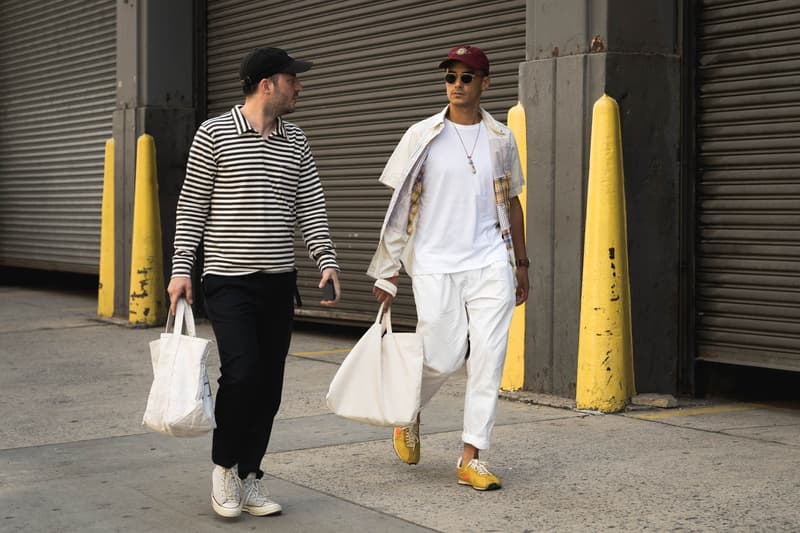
left=444, top=72, right=478, bottom=84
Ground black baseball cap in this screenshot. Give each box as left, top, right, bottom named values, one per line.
left=239, top=47, right=313, bottom=88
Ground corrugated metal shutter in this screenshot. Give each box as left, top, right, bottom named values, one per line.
left=206, top=0, right=525, bottom=326
left=0, top=0, right=116, bottom=274
left=695, top=0, right=800, bottom=371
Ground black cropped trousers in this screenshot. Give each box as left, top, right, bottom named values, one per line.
left=203, top=271, right=296, bottom=478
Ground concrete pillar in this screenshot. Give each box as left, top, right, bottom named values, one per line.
left=521, top=0, right=681, bottom=395
left=112, top=0, right=197, bottom=319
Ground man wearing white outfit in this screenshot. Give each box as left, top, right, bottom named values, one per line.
left=369, top=45, right=529, bottom=490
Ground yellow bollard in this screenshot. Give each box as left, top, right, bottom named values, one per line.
left=501, top=102, right=528, bottom=391
left=129, top=134, right=166, bottom=326
left=575, top=94, right=635, bottom=412
left=97, top=139, right=115, bottom=318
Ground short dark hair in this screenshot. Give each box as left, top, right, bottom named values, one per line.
left=241, top=74, right=280, bottom=96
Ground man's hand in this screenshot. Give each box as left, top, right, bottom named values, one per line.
left=167, top=276, right=192, bottom=315
left=373, top=275, right=399, bottom=308
left=319, top=268, right=341, bottom=306
left=515, top=266, right=529, bottom=306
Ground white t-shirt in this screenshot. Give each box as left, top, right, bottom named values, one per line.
left=410, top=119, right=508, bottom=275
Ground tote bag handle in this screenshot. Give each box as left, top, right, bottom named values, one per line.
left=164, top=298, right=197, bottom=337
left=376, top=303, right=395, bottom=335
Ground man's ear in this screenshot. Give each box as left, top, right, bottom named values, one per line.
left=261, top=77, right=273, bottom=94
left=481, top=75, right=491, bottom=91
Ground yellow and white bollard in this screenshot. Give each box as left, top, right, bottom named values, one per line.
left=575, top=94, right=635, bottom=412
left=501, top=102, right=528, bottom=391
left=97, top=138, right=115, bottom=318
left=128, top=134, right=165, bottom=326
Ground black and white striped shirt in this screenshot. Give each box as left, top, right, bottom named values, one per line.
left=171, top=105, right=338, bottom=278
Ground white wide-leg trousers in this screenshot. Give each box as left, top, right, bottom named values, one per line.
left=411, top=260, right=515, bottom=450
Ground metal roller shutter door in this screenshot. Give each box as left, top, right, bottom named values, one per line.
left=695, top=0, right=800, bottom=371
left=0, top=0, right=116, bottom=273
left=206, top=0, right=525, bottom=326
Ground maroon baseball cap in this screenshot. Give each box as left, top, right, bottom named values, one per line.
left=438, top=45, right=490, bottom=74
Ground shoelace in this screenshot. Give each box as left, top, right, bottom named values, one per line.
left=223, top=469, right=241, bottom=502
left=245, top=477, right=268, bottom=504
left=403, top=426, right=418, bottom=449
left=470, top=459, right=492, bottom=475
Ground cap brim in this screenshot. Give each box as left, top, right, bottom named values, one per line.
left=438, top=58, right=489, bottom=74
left=282, top=59, right=313, bottom=74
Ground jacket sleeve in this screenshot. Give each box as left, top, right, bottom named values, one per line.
left=366, top=226, right=408, bottom=280
left=368, top=125, right=421, bottom=279
left=378, top=126, right=419, bottom=190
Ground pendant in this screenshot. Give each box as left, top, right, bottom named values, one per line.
left=468, top=156, right=476, bottom=174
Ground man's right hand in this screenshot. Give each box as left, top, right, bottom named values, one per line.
left=167, top=276, right=193, bottom=315
left=372, top=275, right=399, bottom=308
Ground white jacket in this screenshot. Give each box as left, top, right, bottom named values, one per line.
left=367, top=105, right=524, bottom=282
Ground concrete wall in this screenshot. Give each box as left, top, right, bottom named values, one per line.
left=112, top=0, right=197, bottom=318
left=521, top=0, right=682, bottom=395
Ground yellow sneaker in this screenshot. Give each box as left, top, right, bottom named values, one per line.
left=392, top=415, right=420, bottom=465
left=457, top=458, right=502, bottom=491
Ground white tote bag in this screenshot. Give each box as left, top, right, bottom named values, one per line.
left=326, top=304, right=423, bottom=426
left=142, top=298, right=216, bottom=437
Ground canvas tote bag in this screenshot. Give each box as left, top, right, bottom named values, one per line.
left=142, top=297, right=216, bottom=437
left=326, top=304, right=423, bottom=426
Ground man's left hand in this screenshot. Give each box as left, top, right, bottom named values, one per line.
left=515, top=266, right=529, bottom=306
left=319, top=268, right=341, bottom=306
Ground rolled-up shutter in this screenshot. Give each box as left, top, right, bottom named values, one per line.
left=206, top=0, right=525, bottom=326
left=0, top=0, right=116, bottom=273
left=695, top=0, right=800, bottom=370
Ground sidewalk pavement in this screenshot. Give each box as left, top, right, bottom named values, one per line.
left=1, top=281, right=799, bottom=532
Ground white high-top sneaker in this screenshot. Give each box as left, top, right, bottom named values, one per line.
left=211, top=465, right=243, bottom=518
left=242, top=473, right=282, bottom=516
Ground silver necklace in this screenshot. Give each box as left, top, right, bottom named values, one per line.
left=452, top=121, right=482, bottom=174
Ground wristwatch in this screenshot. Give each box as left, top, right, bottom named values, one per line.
left=515, top=257, right=530, bottom=268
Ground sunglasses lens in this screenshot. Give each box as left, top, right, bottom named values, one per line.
left=445, top=73, right=476, bottom=84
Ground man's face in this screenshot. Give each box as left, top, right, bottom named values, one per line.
left=270, top=73, right=303, bottom=114
left=444, top=61, right=489, bottom=108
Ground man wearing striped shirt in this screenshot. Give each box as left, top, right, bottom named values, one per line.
left=167, top=47, right=340, bottom=519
